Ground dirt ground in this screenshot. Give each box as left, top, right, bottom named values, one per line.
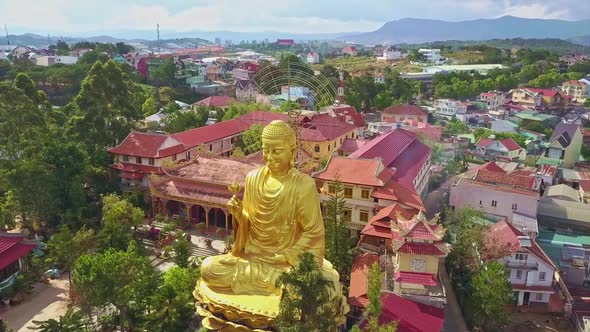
left=502, top=312, right=574, bottom=332
left=0, top=276, right=69, bottom=332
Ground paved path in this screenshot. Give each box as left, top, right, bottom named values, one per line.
left=424, top=178, right=453, bottom=219
left=439, top=266, right=470, bottom=332
left=1, top=277, right=69, bottom=332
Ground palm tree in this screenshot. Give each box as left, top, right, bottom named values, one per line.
left=31, top=309, right=89, bottom=332
left=274, top=252, right=336, bottom=332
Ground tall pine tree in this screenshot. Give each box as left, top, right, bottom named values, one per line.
left=324, top=179, right=353, bottom=279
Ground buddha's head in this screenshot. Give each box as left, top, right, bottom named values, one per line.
left=261, top=120, right=296, bottom=176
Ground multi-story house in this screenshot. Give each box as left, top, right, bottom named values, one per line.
left=380, top=46, right=404, bottom=60
left=433, top=99, right=467, bottom=119
left=486, top=221, right=562, bottom=311
left=235, top=79, right=258, bottom=102
left=545, top=120, right=583, bottom=168
left=561, top=80, right=588, bottom=103
left=418, top=49, right=447, bottom=64
left=350, top=129, right=432, bottom=197
left=479, top=91, right=507, bottom=110
left=342, top=46, right=358, bottom=57
left=382, top=104, right=428, bottom=125
left=450, top=168, right=542, bottom=222
left=314, top=157, right=425, bottom=237
left=306, top=52, right=320, bottom=64
left=510, top=88, right=568, bottom=110
left=298, top=114, right=360, bottom=160
left=473, top=137, right=527, bottom=162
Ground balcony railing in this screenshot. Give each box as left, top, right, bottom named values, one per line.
left=505, top=260, right=539, bottom=270
left=350, top=222, right=367, bottom=230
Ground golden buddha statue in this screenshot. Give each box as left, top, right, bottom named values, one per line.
left=194, top=120, right=348, bottom=331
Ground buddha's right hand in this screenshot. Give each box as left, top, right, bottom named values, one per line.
left=227, top=196, right=242, bottom=219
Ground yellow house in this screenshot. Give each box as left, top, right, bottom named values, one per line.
left=392, top=213, right=449, bottom=294
left=298, top=115, right=360, bottom=160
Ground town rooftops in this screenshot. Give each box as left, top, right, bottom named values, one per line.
left=330, top=105, right=365, bottom=127
left=193, top=96, right=236, bottom=108
left=339, top=138, right=368, bottom=154
left=298, top=114, right=357, bottom=142
left=368, top=292, right=444, bottom=332
left=162, top=156, right=262, bottom=187
left=475, top=137, right=521, bottom=151
left=474, top=169, right=538, bottom=191
left=0, top=232, right=38, bottom=270
left=314, top=157, right=393, bottom=187
left=342, top=46, right=357, bottom=52
left=563, top=80, right=588, bottom=86
left=348, top=253, right=379, bottom=308
left=485, top=220, right=556, bottom=269
left=382, top=104, right=427, bottom=117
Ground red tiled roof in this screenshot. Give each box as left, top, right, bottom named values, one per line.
left=372, top=181, right=425, bottom=211
left=580, top=180, right=590, bottom=192
left=404, top=221, right=441, bottom=241
left=475, top=138, right=494, bottom=147
left=563, top=80, right=587, bottom=86
left=510, top=168, right=536, bottom=177
left=314, top=157, right=391, bottom=186
left=500, top=137, right=521, bottom=151
left=339, top=138, right=368, bottom=153
left=163, top=156, right=261, bottom=186
left=108, top=132, right=184, bottom=158
left=298, top=114, right=357, bottom=142
left=405, top=125, right=443, bottom=142
left=475, top=169, right=536, bottom=191
left=151, top=179, right=233, bottom=207
left=174, top=111, right=285, bottom=147
left=371, top=203, right=418, bottom=223
left=394, top=271, right=438, bottom=286
left=349, top=253, right=379, bottom=308
left=331, top=105, right=365, bottom=127
left=0, top=233, right=37, bottom=270
left=343, top=46, right=357, bottom=52
left=467, top=162, right=507, bottom=175
left=537, top=164, right=558, bottom=177
left=524, top=88, right=562, bottom=98
left=193, top=96, right=236, bottom=108
left=369, top=293, right=445, bottom=332
left=361, top=222, right=397, bottom=240
left=486, top=220, right=556, bottom=270
left=383, top=104, right=427, bottom=117
left=111, top=162, right=164, bottom=175
left=396, top=242, right=445, bottom=256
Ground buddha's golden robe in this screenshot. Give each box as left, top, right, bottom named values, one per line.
left=200, top=166, right=330, bottom=295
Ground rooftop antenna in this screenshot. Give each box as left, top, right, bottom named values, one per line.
left=156, top=23, right=160, bottom=53
left=4, top=24, right=9, bottom=45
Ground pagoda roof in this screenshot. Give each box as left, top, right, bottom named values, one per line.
left=393, top=212, right=445, bottom=241
left=0, top=233, right=37, bottom=270
left=394, top=271, right=438, bottom=287
left=395, top=242, right=448, bottom=256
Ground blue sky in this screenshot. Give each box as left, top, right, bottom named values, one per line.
left=2, top=0, right=589, bottom=34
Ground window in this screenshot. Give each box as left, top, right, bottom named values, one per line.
left=314, top=145, right=320, bottom=153
left=149, top=158, right=155, bottom=166
left=136, top=157, right=142, bottom=164
left=186, top=151, right=191, bottom=160
left=539, top=271, right=546, bottom=281
left=328, top=185, right=336, bottom=194
left=491, top=200, right=497, bottom=207
left=342, top=209, right=351, bottom=222
left=516, top=270, right=523, bottom=279
left=360, top=210, right=369, bottom=222
left=172, top=154, right=177, bottom=161
left=328, top=145, right=330, bottom=151
left=361, top=189, right=370, bottom=199
left=512, top=203, right=518, bottom=211
left=344, top=187, right=353, bottom=199
left=122, top=155, right=129, bottom=162
left=479, top=200, right=482, bottom=206
left=209, top=145, right=213, bottom=151
left=515, top=253, right=528, bottom=261
left=535, top=293, right=543, bottom=301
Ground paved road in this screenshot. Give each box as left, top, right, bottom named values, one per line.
left=439, top=265, right=470, bottom=332
left=424, top=178, right=453, bottom=219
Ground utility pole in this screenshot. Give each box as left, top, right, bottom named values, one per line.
left=4, top=24, right=9, bottom=45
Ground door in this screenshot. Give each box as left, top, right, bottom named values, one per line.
left=523, top=292, right=531, bottom=305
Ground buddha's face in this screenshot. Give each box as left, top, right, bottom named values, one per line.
left=262, top=138, right=294, bottom=175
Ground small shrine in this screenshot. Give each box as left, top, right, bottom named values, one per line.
left=392, top=212, right=449, bottom=296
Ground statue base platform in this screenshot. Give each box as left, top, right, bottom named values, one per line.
left=194, top=280, right=280, bottom=331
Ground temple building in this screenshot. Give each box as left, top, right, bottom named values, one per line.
left=110, top=111, right=361, bottom=190
left=0, top=233, right=37, bottom=292
left=314, top=157, right=425, bottom=239
left=150, top=156, right=262, bottom=232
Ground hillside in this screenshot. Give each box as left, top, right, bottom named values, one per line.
left=569, top=35, right=590, bottom=47
left=342, top=16, right=590, bottom=45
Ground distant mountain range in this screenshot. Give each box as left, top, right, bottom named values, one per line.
left=4, top=16, right=590, bottom=50
left=340, top=16, right=590, bottom=45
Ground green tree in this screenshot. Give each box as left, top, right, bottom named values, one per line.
left=73, top=242, right=160, bottom=332
left=407, top=49, right=426, bottom=62
left=518, top=64, right=540, bottom=83
left=465, top=261, right=512, bottom=331
left=222, top=102, right=271, bottom=121
left=97, top=194, right=143, bottom=252
left=323, top=179, right=353, bottom=278
left=274, top=252, right=338, bottom=332
left=142, top=97, right=158, bottom=117
left=520, top=119, right=553, bottom=137
left=584, top=98, right=590, bottom=108
left=150, top=59, right=177, bottom=87
left=172, top=236, right=191, bottom=268
left=47, top=226, right=95, bottom=294
left=32, top=309, right=90, bottom=332
left=163, top=108, right=208, bottom=133
left=442, top=118, right=469, bottom=137
left=366, top=262, right=397, bottom=332
left=581, top=145, right=590, bottom=162
left=242, top=124, right=264, bottom=154
left=444, top=207, right=486, bottom=272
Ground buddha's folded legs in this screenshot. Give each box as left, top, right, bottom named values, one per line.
left=200, top=254, right=239, bottom=291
